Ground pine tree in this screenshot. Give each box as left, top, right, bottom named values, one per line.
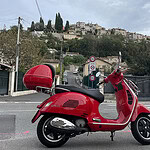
left=65, top=21, right=69, bottom=32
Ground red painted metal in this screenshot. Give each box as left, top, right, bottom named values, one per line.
left=131, top=103, right=150, bottom=122
left=23, top=65, right=53, bottom=90
left=30, top=68, right=150, bottom=132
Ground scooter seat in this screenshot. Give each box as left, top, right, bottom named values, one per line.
left=55, top=85, right=104, bottom=103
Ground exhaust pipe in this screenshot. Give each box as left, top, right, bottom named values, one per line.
left=50, top=117, right=88, bottom=134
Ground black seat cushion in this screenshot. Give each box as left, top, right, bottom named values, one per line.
left=55, top=85, right=104, bottom=103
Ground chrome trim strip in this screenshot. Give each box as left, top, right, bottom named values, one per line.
left=55, top=87, right=70, bottom=92
left=36, top=86, right=51, bottom=90
left=92, top=80, right=136, bottom=126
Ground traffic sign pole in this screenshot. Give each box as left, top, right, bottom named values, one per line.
left=88, top=56, right=96, bottom=88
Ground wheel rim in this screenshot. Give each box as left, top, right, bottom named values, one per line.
left=137, top=116, right=150, bottom=140
left=42, top=118, right=66, bottom=143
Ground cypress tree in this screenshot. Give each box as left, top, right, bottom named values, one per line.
left=57, top=13, right=63, bottom=32
left=40, top=17, right=44, bottom=25
left=39, top=17, right=44, bottom=31
left=46, top=20, right=52, bottom=32
left=31, top=21, right=35, bottom=31
left=65, top=21, right=69, bottom=32
left=55, top=13, right=58, bottom=31
left=55, top=13, right=63, bottom=32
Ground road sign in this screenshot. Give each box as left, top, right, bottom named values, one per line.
left=88, top=56, right=96, bottom=74
left=89, top=75, right=96, bottom=81
left=89, top=56, right=96, bottom=62
left=89, top=62, right=96, bottom=72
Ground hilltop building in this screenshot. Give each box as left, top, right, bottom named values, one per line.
left=28, top=20, right=149, bottom=41
left=83, top=56, right=127, bottom=76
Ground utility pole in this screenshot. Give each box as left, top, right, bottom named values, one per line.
left=60, top=40, right=63, bottom=83
left=15, top=17, right=21, bottom=91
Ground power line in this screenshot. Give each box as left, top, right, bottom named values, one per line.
left=0, top=18, right=18, bottom=23
left=22, top=18, right=31, bottom=25
left=35, top=0, right=43, bottom=18
left=21, top=21, right=29, bottom=29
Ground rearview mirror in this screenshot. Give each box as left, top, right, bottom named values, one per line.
left=118, top=51, right=122, bottom=69
left=96, top=72, right=101, bottom=77
left=119, top=51, right=121, bottom=63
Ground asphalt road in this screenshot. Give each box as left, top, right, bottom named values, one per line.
left=0, top=94, right=150, bottom=150
left=67, top=72, right=80, bottom=87
left=0, top=72, right=150, bottom=149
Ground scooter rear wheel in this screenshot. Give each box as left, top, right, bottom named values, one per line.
left=131, top=114, right=150, bottom=145
left=37, top=116, right=69, bottom=148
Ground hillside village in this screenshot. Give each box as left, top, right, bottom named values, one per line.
left=1, top=17, right=150, bottom=77
left=1, top=16, right=150, bottom=96
left=32, top=21, right=150, bottom=41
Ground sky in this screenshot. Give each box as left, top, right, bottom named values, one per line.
left=0, top=0, right=150, bottom=35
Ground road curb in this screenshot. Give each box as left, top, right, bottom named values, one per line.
left=11, top=90, right=37, bottom=97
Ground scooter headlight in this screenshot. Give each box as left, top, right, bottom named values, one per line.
left=44, top=102, right=53, bottom=107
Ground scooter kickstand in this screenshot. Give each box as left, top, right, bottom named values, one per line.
left=110, top=131, right=115, bottom=141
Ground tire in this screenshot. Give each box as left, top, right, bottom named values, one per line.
left=131, top=114, right=150, bottom=145
left=37, top=116, right=69, bottom=148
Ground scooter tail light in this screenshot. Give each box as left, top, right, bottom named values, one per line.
left=63, top=100, right=79, bottom=108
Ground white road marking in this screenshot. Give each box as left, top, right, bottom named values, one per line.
left=25, top=102, right=41, bottom=104
left=0, top=110, right=37, bottom=112
left=0, top=102, right=41, bottom=104
left=0, top=102, right=7, bottom=104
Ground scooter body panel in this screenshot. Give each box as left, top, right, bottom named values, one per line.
left=87, top=80, right=136, bottom=131
left=32, top=92, right=93, bottom=123
left=32, top=69, right=150, bottom=133
left=131, top=103, right=150, bottom=121
left=87, top=98, right=127, bottom=131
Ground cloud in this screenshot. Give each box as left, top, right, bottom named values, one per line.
left=1, top=0, right=150, bottom=35
left=142, top=2, right=150, bottom=9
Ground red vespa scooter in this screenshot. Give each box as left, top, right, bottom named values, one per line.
left=24, top=57, right=150, bottom=148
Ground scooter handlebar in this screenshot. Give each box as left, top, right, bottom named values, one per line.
left=97, top=80, right=105, bottom=86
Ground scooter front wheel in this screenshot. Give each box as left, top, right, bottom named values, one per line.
left=131, top=114, right=150, bottom=145
left=37, top=116, right=69, bottom=148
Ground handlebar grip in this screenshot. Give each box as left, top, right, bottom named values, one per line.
left=100, top=82, right=104, bottom=85
left=116, top=68, right=120, bottom=73
left=97, top=81, right=104, bottom=86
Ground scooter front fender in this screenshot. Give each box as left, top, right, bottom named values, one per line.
left=32, top=92, right=93, bottom=123
left=32, top=97, right=51, bottom=123
left=32, top=110, right=42, bottom=123
left=131, top=103, right=150, bottom=122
